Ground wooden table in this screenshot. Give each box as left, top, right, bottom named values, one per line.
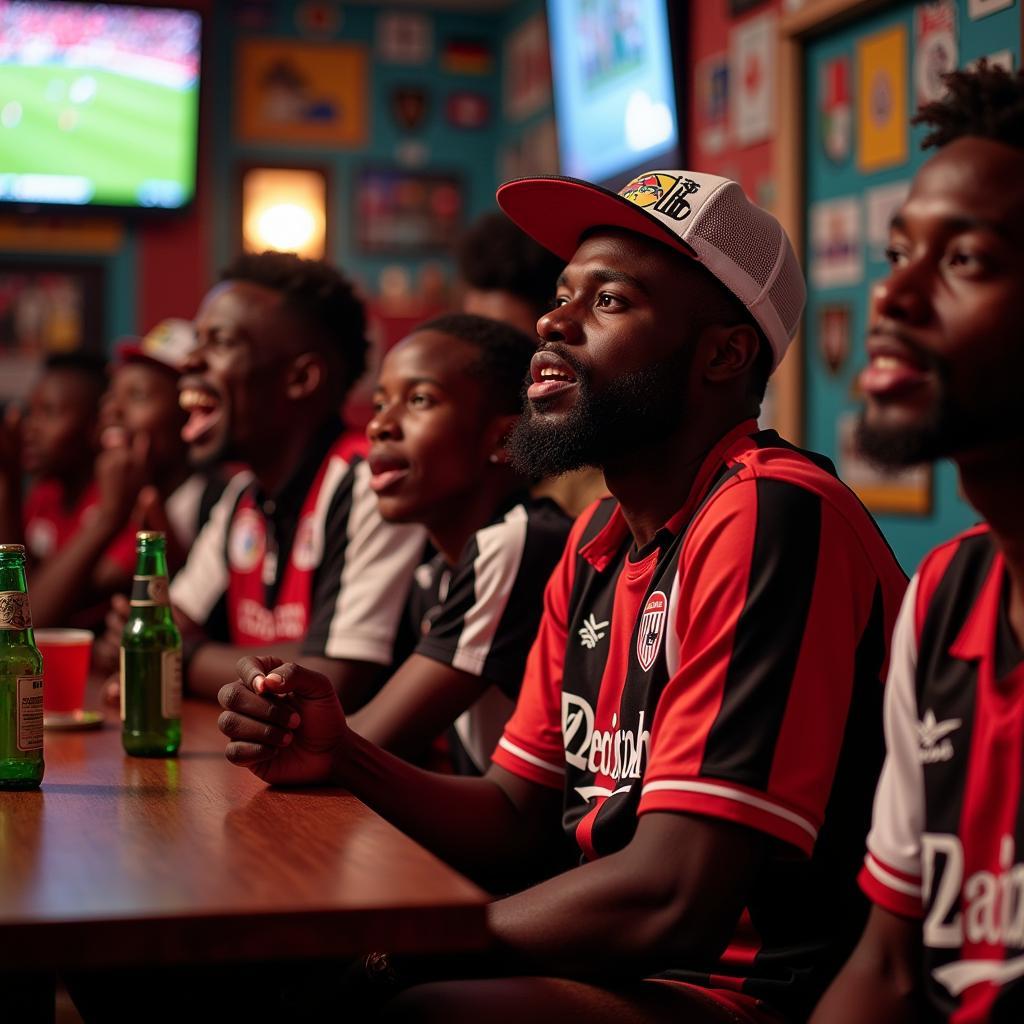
left=0, top=698, right=489, bottom=979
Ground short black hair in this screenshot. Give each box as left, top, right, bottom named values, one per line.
left=415, top=313, right=535, bottom=415
left=219, top=251, right=369, bottom=402
left=914, top=59, right=1024, bottom=150
left=43, top=350, right=108, bottom=403
left=456, top=212, right=565, bottom=317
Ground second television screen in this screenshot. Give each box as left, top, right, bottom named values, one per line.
left=547, top=0, right=679, bottom=185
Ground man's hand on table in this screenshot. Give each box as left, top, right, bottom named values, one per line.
left=218, top=655, right=349, bottom=786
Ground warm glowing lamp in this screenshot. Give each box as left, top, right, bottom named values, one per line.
left=241, top=167, right=327, bottom=259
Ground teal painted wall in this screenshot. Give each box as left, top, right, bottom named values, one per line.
left=207, top=2, right=511, bottom=302
left=803, top=0, right=1019, bottom=573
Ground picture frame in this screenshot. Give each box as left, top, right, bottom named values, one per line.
left=354, top=168, right=463, bottom=255
left=236, top=38, right=368, bottom=146
left=0, top=262, right=105, bottom=357
left=0, top=261, right=105, bottom=401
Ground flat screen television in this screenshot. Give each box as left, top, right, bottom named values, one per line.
left=546, top=0, right=682, bottom=187
left=0, top=1, right=201, bottom=211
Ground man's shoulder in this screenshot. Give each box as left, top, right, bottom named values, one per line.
left=480, top=496, right=574, bottom=544
left=914, top=523, right=993, bottom=619
left=918, top=523, right=991, bottom=572
left=712, top=434, right=890, bottom=536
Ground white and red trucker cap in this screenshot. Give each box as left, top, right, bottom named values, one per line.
left=114, top=318, right=196, bottom=375
left=496, top=170, right=806, bottom=370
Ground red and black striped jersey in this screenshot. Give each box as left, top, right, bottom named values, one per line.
left=861, top=525, right=1024, bottom=1022
left=492, top=419, right=908, bottom=1017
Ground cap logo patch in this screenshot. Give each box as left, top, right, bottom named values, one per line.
left=620, top=172, right=677, bottom=208
left=636, top=590, right=667, bottom=672
left=620, top=172, right=702, bottom=222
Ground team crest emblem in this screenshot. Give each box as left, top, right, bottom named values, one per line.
left=636, top=590, right=667, bottom=672
left=228, top=509, right=266, bottom=573
left=620, top=172, right=677, bottom=209
left=291, top=514, right=321, bottom=571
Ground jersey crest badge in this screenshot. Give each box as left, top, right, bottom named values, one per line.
left=291, top=514, right=321, bottom=572
left=636, top=590, right=667, bottom=671
left=228, top=509, right=266, bottom=573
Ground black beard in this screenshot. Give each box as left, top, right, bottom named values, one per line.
left=856, top=384, right=1024, bottom=469
left=507, top=344, right=693, bottom=478
left=855, top=406, right=952, bottom=468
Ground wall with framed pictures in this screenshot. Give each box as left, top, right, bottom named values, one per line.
left=794, top=0, right=1018, bottom=571
left=0, top=0, right=527, bottom=412
left=0, top=259, right=106, bottom=400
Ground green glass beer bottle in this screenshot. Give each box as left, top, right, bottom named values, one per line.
left=0, top=544, right=44, bottom=789
left=121, top=531, right=182, bottom=757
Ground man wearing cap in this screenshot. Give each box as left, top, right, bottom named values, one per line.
left=19, top=321, right=237, bottom=633
left=217, top=172, right=907, bottom=1023
left=99, top=319, right=243, bottom=565
left=3, top=350, right=136, bottom=629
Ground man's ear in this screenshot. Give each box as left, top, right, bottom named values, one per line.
left=285, top=352, right=325, bottom=401
left=484, top=412, right=519, bottom=466
left=702, top=323, right=760, bottom=383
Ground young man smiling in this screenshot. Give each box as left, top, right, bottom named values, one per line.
left=812, top=64, right=1024, bottom=1024
left=217, top=172, right=906, bottom=1023
left=165, top=252, right=426, bottom=706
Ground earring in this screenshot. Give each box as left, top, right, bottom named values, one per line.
left=489, top=453, right=500, bottom=464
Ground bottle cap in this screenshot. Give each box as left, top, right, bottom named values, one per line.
left=0, top=543, right=26, bottom=554
left=135, top=531, right=166, bottom=542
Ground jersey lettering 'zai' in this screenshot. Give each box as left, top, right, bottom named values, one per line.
left=861, top=526, right=1024, bottom=1022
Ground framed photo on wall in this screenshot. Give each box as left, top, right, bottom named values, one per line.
left=236, top=39, right=369, bottom=146
left=0, top=262, right=105, bottom=356
left=354, top=168, right=463, bottom=255
left=0, top=261, right=105, bottom=400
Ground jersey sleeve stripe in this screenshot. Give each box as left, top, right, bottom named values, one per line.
left=639, top=779, right=818, bottom=846
left=452, top=506, right=529, bottom=675
left=858, top=863, right=924, bottom=919
left=495, top=737, right=565, bottom=777
left=325, top=460, right=425, bottom=662
left=169, top=472, right=250, bottom=623
left=863, top=852, right=922, bottom=895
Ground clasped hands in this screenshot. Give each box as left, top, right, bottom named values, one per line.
left=217, top=655, right=350, bottom=786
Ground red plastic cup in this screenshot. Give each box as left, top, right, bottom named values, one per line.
left=36, top=628, right=93, bottom=715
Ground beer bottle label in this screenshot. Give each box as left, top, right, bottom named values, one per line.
left=0, top=591, right=31, bottom=630
left=129, top=575, right=170, bottom=608
left=162, top=650, right=182, bottom=719
left=17, top=675, right=44, bottom=751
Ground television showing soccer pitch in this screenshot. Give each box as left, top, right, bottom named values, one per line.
left=0, top=1, right=201, bottom=211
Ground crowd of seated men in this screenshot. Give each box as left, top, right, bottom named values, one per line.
left=4, top=61, right=1023, bottom=1024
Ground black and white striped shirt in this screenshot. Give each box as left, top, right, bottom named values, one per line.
left=170, top=423, right=426, bottom=664
left=406, top=494, right=572, bottom=773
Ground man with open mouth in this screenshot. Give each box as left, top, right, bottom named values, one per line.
left=216, top=170, right=907, bottom=1023
left=814, top=62, right=1024, bottom=1024
left=165, top=251, right=426, bottom=706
